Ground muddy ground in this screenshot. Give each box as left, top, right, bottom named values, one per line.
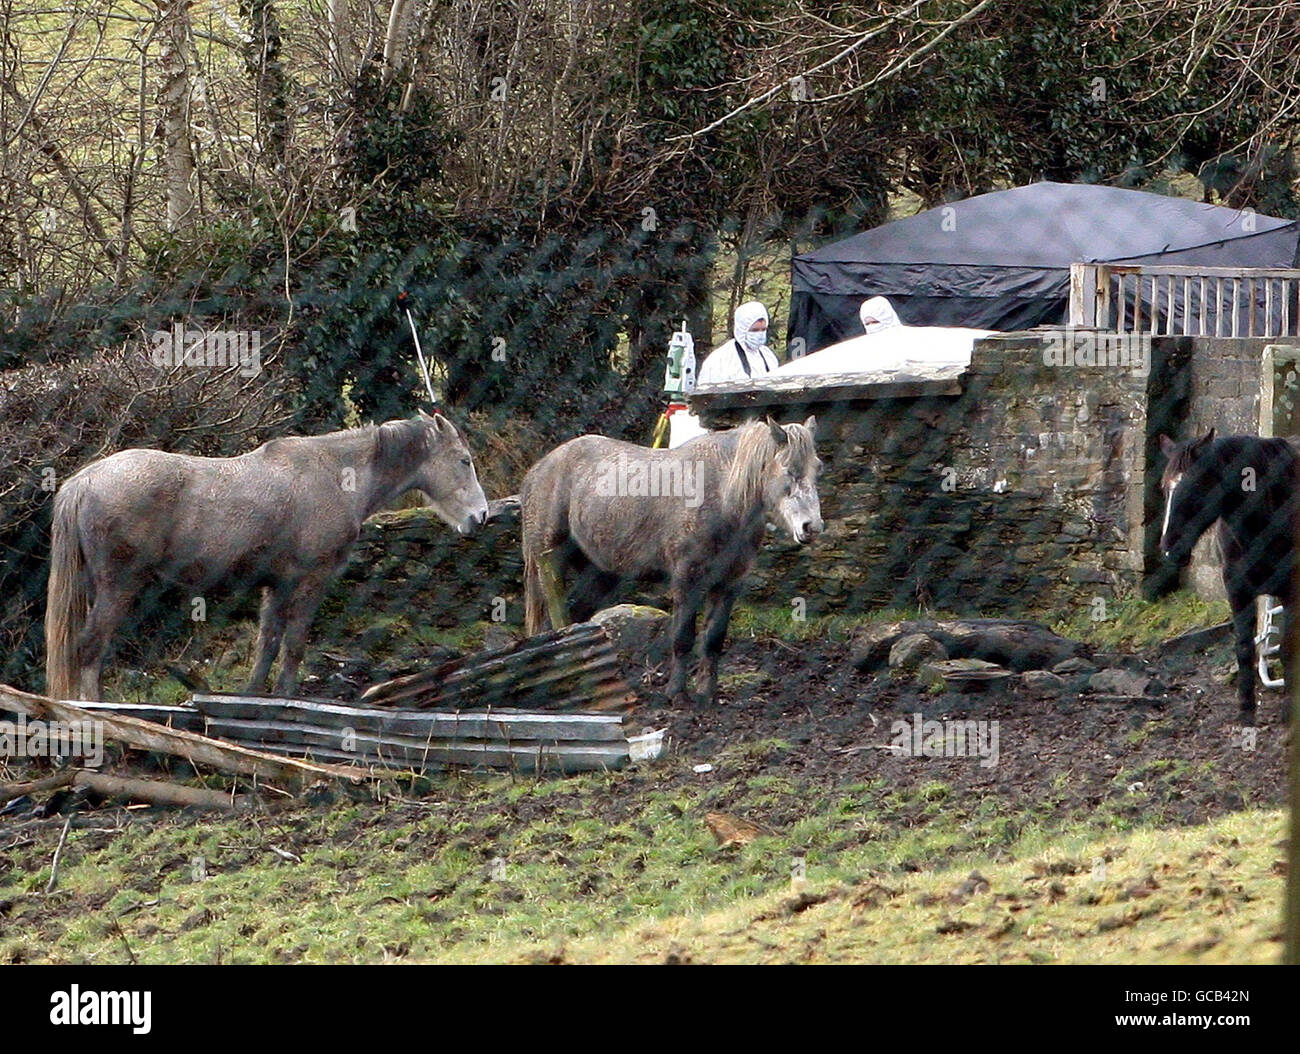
left=616, top=633, right=1290, bottom=833
left=11, top=627, right=1282, bottom=834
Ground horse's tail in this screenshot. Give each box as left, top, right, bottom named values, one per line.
left=521, top=472, right=545, bottom=635
left=45, top=480, right=89, bottom=700
left=523, top=550, right=545, bottom=635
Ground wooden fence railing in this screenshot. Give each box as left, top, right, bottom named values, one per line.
left=1069, top=262, right=1300, bottom=338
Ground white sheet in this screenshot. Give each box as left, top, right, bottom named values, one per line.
left=776, top=325, right=993, bottom=377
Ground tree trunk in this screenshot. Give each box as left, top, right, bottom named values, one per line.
left=241, top=0, right=290, bottom=167
left=382, top=0, right=417, bottom=83
left=157, top=0, right=196, bottom=232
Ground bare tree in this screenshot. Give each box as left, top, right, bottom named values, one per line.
left=158, top=0, right=197, bottom=231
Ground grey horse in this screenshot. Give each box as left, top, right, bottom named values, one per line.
left=521, top=417, right=823, bottom=707
left=46, top=411, right=488, bottom=701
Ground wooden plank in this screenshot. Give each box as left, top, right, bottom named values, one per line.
left=359, top=622, right=606, bottom=704
left=212, top=721, right=630, bottom=773
left=691, top=372, right=963, bottom=410
left=190, top=694, right=627, bottom=742
left=1069, top=262, right=1088, bottom=325
left=71, top=700, right=206, bottom=732
left=383, top=656, right=626, bottom=711
left=359, top=651, right=623, bottom=710
left=0, top=683, right=393, bottom=784
left=358, top=623, right=626, bottom=711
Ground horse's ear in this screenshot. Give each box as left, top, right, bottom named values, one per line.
left=803, top=415, right=817, bottom=437
left=1158, top=434, right=1175, bottom=456
left=1191, top=428, right=1216, bottom=454
left=767, top=418, right=788, bottom=446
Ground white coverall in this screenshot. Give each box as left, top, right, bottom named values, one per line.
left=669, top=301, right=778, bottom=448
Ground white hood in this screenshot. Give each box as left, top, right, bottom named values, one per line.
left=859, top=296, right=901, bottom=334
left=733, top=300, right=769, bottom=344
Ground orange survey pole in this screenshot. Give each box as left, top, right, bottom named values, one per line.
left=650, top=409, right=671, bottom=448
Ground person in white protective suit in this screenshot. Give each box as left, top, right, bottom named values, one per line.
left=696, top=300, right=779, bottom=384
left=859, top=296, right=901, bottom=335
left=667, top=301, right=779, bottom=448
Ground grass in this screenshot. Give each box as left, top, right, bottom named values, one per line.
left=0, top=758, right=1284, bottom=964
left=545, top=810, right=1285, bottom=965
left=1049, top=591, right=1232, bottom=651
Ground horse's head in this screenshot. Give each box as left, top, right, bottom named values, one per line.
left=1158, top=429, right=1217, bottom=566
left=730, top=416, right=824, bottom=544
left=411, top=410, right=490, bottom=535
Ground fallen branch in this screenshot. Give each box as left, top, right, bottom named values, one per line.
left=0, top=769, right=75, bottom=807
left=74, top=771, right=243, bottom=811
left=0, top=683, right=398, bottom=785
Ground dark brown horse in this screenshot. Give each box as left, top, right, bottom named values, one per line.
left=521, top=418, right=823, bottom=706
left=1159, top=429, right=1298, bottom=724
left=46, top=412, right=488, bottom=701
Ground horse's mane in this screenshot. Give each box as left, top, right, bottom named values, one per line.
left=1165, top=434, right=1299, bottom=479
left=723, top=420, right=814, bottom=519
left=1161, top=439, right=1205, bottom=479
left=373, top=417, right=434, bottom=465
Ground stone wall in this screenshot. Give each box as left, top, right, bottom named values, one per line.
left=1157, top=336, right=1269, bottom=601
left=702, top=330, right=1153, bottom=621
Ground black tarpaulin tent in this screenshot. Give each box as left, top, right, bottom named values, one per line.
left=789, top=182, right=1300, bottom=353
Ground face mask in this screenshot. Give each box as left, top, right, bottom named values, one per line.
left=742, top=329, right=768, bottom=352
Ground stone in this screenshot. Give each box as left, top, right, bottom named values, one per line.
left=591, top=604, right=671, bottom=666
left=1021, top=670, right=1066, bottom=696
left=919, top=658, right=1014, bottom=691
left=889, top=633, right=948, bottom=672
left=849, top=622, right=908, bottom=671
left=1087, top=667, right=1151, bottom=696
left=1052, top=657, right=1097, bottom=675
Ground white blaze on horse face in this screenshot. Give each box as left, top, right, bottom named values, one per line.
left=1161, top=473, right=1183, bottom=548
left=778, top=474, right=824, bottom=544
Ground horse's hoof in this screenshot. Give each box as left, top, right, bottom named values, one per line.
left=1238, top=709, right=1257, bottom=728
left=668, top=692, right=694, bottom=710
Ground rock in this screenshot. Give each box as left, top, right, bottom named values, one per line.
left=889, top=633, right=948, bottom=672
left=1052, top=657, right=1097, bottom=675
left=849, top=621, right=908, bottom=671
left=1161, top=622, right=1232, bottom=656
left=1022, top=670, right=1067, bottom=695
left=591, top=604, right=671, bottom=666
left=919, top=658, right=1014, bottom=691
left=1088, top=668, right=1151, bottom=695
left=852, top=618, right=1085, bottom=673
